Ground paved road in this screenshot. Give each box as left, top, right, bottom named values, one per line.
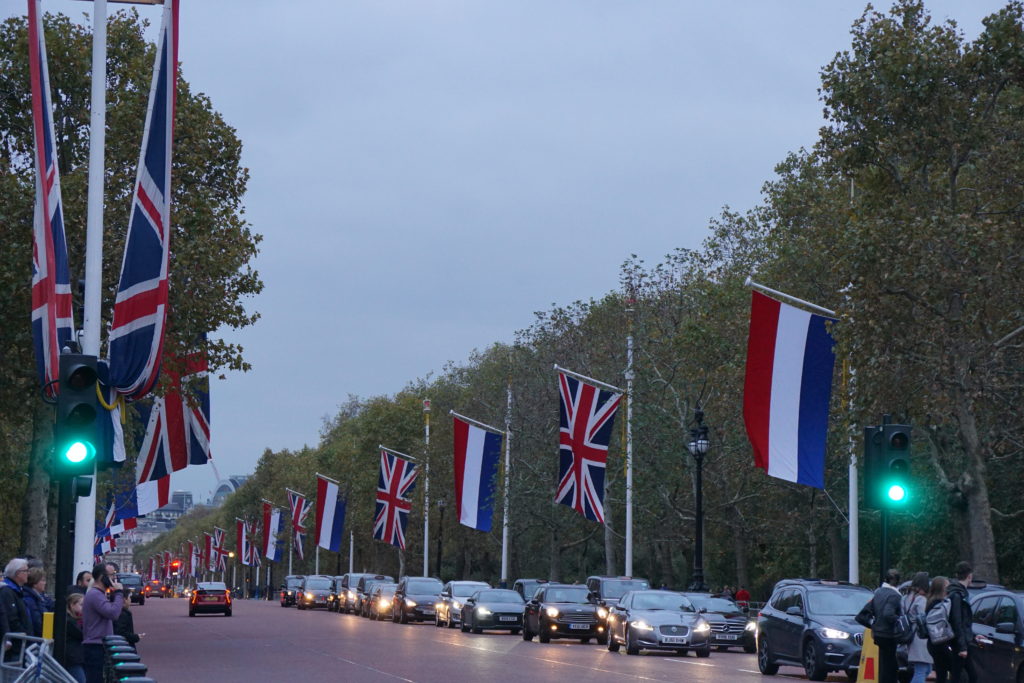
left=133, top=597, right=854, bottom=682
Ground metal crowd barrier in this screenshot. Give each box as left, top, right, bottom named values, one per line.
left=0, top=633, right=77, bottom=683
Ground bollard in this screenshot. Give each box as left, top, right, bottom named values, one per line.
left=112, top=661, right=148, bottom=679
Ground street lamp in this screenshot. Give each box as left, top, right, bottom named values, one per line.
left=228, top=551, right=236, bottom=593
left=687, top=406, right=710, bottom=592
left=436, top=498, right=446, bottom=579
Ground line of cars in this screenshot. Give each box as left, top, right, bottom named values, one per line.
left=279, top=573, right=758, bottom=658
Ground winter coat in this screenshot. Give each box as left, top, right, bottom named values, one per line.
left=65, top=617, right=85, bottom=667
left=903, top=593, right=931, bottom=664
left=946, top=580, right=973, bottom=653
left=0, top=579, right=31, bottom=659
left=113, top=607, right=139, bottom=645
left=22, top=587, right=45, bottom=637
left=856, top=583, right=902, bottom=639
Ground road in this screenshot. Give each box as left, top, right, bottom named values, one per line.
left=133, top=597, right=855, bottom=682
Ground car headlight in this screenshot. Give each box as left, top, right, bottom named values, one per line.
left=546, top=607, right=560, bottom=618
left=694, top=620, right=711, bottom=633
left=597, top=607, right=608, bottom=619
left=630, top=620, right=654, bottom=631
left=305, top=592, right=314, bottom=600
left=476, top=606, right=492, bottom=617
left=745, top=621, right=757, bottom=632
left=452, top=601, right=462, bottom=610
left=380, top=599, right=391, bottom=609
left=347, top=591, right=355, bottom=600
left=405, top=598, right=417, bottom=607
left=817, top=627, right=850, bottom=640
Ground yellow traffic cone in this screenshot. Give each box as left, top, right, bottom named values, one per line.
left=857, top=627, right=879, bottom=682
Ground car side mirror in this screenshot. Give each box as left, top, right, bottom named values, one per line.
left=995, top=622, right=1016, bottom=635
left=785, top=606, right=803, bottom=617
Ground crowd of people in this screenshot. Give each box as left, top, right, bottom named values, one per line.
left=856, top=561, right=980, bottom=683
left=0, top=557, right=141, bottom=683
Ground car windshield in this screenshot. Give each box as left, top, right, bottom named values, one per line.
left=477, top=590, right=523, bottom=603
left=808, top=589, right=872, bottom=615
left=306, top=578, right=332, bottom=590
left=453, top=583, right=487, bottom=597
left=687, top=596, right=739, bottom=612
left=286, top=578, right=304, bottom=589
left=408, top=579, right=443, bottom=593
left=118, top=575, right=142, bottom=586
left=199, top=582, right=227, bottom=591
left=546, top=587, right=590, bottom=603
left=376, top=586, right=396, bottom=597
left=602, top=579, right=650, bottom=599
left=632, top=593, right=695, bottom=611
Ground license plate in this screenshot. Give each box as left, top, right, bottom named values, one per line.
left=202, top=596, right=219, bottom=602
left=718, top=634, right=738, bottom=641
left=569, top=623, right=590, bottom=630
left=499, top=616, right=517, bottom=622
left=421, top=609, right=435, bottom=615
left=661, top=636, right=687, bottom=644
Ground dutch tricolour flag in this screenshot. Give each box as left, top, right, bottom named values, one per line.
left=315, top=475, right=346, bottom=552
left=743, top=290, right=836, bottom=489
left=453, top=417, right=503, bottom=532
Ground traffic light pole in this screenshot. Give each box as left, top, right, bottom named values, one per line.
left=53, top=476, right=75, bottom=665
left=879, top=508, right=890, bottom=587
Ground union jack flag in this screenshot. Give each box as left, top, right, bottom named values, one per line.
left=288, top=490, right=312, bottom=561
left=555, top=371, right=622, bottom=524
left=212, top=527, right=227, bottom=572
left=135, top=348, right=211, bottom=483
left=27, top=0, right=73, bottom=397
left=236, top=518, right=251, bottom=567
left=108, top=0, right=178, bottom=400
left=373, top=451, right=419, bottom=549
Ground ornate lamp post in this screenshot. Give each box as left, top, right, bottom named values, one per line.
left=687, top=406, right=710, bottom=592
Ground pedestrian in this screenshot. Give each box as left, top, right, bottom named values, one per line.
left=68, top=571, right=93, bottom=596
left=856, top=568, right=903, bottom=683
left=926, top=576, right=954, bottom=683
left=82, top=562, right=124, bottom=683
left=113, top=599, right=141, bottom=648
left=947, top=561, right=979, bottom=683
left=0, top=558, right=32, bottom=660
left=721, top=585, right=735, bottom=600
left=734, top=586, right=751, bottom=608
left=65, top=593, right=86, bottom=683
left=902, top=571, right=932, bottom=683
left=22, top=566, right=54, bottom=637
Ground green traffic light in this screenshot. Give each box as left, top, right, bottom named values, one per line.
left=63, top=441, right=95, bottom=464
left=887, top=484, right=907, bottom=502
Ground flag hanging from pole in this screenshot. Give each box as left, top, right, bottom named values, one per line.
left=212, top=527, right=227, bottom=571
left=27, top=0, right=73, bottom=397
left=373, top=451, right=419, bottom=549
left=263, top=502, right=282, bottom=562
left=315, top=474, right=346, bottom=552
left=452, top=416, right=502, bottom=532
left=743, top=289, right=836, bottom=489
left=555, top=371, right=622, bottom=524
left=236, top=518, right=251, bottom=567
left=108, top=0, right=179, bottom=400
left=287, top=490, right=312, bottom=561
left=247, top=520, right=261, bottom=566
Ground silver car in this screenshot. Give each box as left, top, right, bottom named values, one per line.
left=606, top=590, right=712, bottom=656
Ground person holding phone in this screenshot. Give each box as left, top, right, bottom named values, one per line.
left=82, top=563, right=124, bottom=683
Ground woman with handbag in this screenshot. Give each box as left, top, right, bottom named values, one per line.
left=925, top=576, right=954, bottom=683
left=903, top=572, right=932, bottom=683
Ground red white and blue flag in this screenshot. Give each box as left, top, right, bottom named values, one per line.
left=27, top=0, right=73, bottom=396
left=108, top=0, right=179, bottom=400
left=263, top=502, right=282, bottom=562
left=236, top=518, right=252, bottom=567
left=135, top=349, right=211, bottom=483
left=373, top=451, right=419, bottom=549
left=453, top=416, right=502, bottom=532
left=315, top=474, right=346, bottom=552
left=287, top=490, right=312, bottom=561
left=556, top=372, right=622, bottom=524
left=212, top=527, right=227, bottom=571
left=191, top=540, right=201, bottom=577
left=743, top=290, right=836, bottom=489
left=204, top=532, right=213, bottom=572
left=247, top=519, right=261, bottom=567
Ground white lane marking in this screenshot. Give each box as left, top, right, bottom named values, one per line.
left=665, top=657, right=717, bottom=667
left=307, top=647, right=415, bottom=682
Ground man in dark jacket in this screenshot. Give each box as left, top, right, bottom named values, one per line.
left=947, top=561, right=978, bottom=683
left=856, top=568, right=902, bottom=683
left=0, top=558, right=32, bottom=661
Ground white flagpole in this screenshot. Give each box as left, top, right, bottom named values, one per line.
left=315, top=546, right=319, bottom=575
left=349, top=531, right=354, bottom=573
left=501, top=383, right=512, bottom=587
left=745, top=276, right=837, bottom=317
left=423, top=399, right=431, bottom=577
left=625, top=302, right=635, bottom=577
left=553, top=364, right=624, bottom=393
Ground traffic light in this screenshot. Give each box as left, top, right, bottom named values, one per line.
left=863, top=425, right=884, bottom=510
left=54, top=353, right=99, bottom=478
left=170, top=559, right=182, bottom=576
left=880, top=423, right=912, bottom=507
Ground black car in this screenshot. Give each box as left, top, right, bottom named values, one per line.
left=327, top=576, right=346, bottom=612
left=280, top=574, right=305, bottom=607
left=392, top=576, right=444, bottom=623
left=522, top=583, right=607, bottom=644
left=969, top=588, right=1024, bottom=683
left=756, top=579, right=871, bottom=681
left=339, top=572, right=375, bottom=614
left=297, top=575, right=334, bottom=610
left=358, top=575, right=395, bottom=617
left=586, top=575, right=650, bottom=631
left=606, top=590, right=711, bottom=656
left=682, top=592, right=756, bottom=652
left=513, top=578, right=549, bottom=601
left=436, top=580, right=490, bottom=628
left=368, top=583, right=398, bottom=621
left=461, top=589, right=525, bottom=634
left=117, top=573, right=145, bottom=605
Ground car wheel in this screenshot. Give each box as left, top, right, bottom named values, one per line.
left=447, top=615, right=457, bottom=629
left=802, top=639, right=828, bottom=681
left=461, top=620, right=469, bottom=633
left=846, top=670, right=858, bottom=683
left=757, top=634, right=779, bottom=675
left=435, top=614, right=442, bottom=628
left=225, top=610, right=232, bottom=617
left=607, top=633, right=620, bottom=652
left=522, top=625, right=534, bottom=641
left=696, top=645, right=710, bottom=658
left=538, top=620, right=551, bottom=644
left=625, top=628, right=639, bottom=656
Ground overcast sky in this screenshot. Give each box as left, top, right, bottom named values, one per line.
left=3, top=0, right=1008, bottom=502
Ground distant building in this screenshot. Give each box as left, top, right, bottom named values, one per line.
left=149, top=490, right=194, bottom=523
left=212, top=476, right=250, bottom=507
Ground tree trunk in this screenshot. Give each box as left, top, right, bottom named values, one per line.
left=20, top=402, right=52, bottom=560
left=953, top=372, right=999, bottom=582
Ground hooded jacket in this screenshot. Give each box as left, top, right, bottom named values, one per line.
left=946, top=580, right=973, bottom=653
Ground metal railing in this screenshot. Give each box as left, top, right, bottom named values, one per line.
left=0, top=633, right=77, bottom=683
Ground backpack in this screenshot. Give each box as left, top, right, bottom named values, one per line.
left=926, top=599, right=954, bottom=645
left=902, top=594, right=929, bottom=640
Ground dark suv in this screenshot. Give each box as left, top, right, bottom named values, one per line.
left=117, top=573, right=145, bottom=605
left=969, top=588, right=1024, bottom=683
left=280, top=574, right=305, bottom=607
left=756, top=579, right=871, bottom=681
left=392, top=576, right=444, bottom=623
left=586, top=576, right=649, bottom=631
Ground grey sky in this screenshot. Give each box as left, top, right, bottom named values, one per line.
left=3, top=0, right=1007, bottom=502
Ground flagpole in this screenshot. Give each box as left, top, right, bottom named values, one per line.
left=501, top=382, right=512, bottom=588
left=745, top=276, right=837, bottom=317
left=379, top=445, right=420, bottom=462
left=449, top=411, right=504, bottom=435
left=315, top=547, right=319, bottom=575
left=423, top=399, right=431, bottom=577
left=349, top=531, right=354, bottom=573
left=553, top=364, right=624, bottom=393
left=625, top=301, right=635, bottom=577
